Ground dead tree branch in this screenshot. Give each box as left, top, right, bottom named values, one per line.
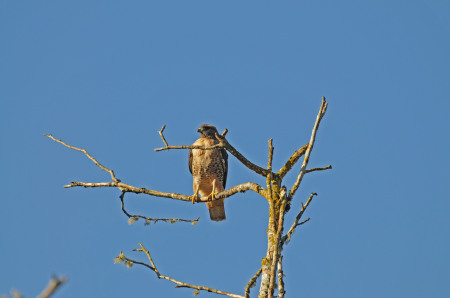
left=277, top=256, right=285, bottom=298
left=306, top=165, right=332, bottom=173
left=277, top=143, right=308, bottom=179
left=245, top=267, right=262, bottom=298
left=115, top=243, right=245, bottom=298
left=157, top=125, right=169, bottom=147
left=289, top=97, right=328, bottom=199
left=281, top=193, right=317, bottom=245
left=119, top=192, right=199, bottom=225
left=64, top=181, right=266, bottom=202
left=44, top=134, right=119, bottom=183
left=37, top=275, right=68, bottom=298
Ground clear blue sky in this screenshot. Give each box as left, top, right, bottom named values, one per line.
left=1, top=1, right=449, bottom=297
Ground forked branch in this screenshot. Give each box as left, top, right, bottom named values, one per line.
left=115, top=243, right=245, bottom=298
left=37, top=275, right=68, bottom=298
left=289, top=97, right=328, bottom=199
left=281, top=192, right=317, bottom=245
left=44, top=134, right=119, bottom=182
left=245, top=267, right=262, bottom=298
left=120, top=192, right=199, bottom=225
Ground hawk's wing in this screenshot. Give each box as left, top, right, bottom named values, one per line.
left=220, top=148, right=228, bottom=189
left=188, top=149, right=193, bottom=174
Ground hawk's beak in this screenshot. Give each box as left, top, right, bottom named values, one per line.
left=197, top=128, right=202, bottom=133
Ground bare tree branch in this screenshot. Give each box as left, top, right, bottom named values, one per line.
left=154, top=127, right=228, bottom=152
left=289, top=97, right=328, bottom=199
left=157, top=125, right=169, bottom=148
left=267, top=139, right=274, bottom=171
left=37, top=276, right=68, bottom=298
left=64, top=181, right=266, bottom=202
left=268, top=187, right=287, bottom=296
left=277, top=256, right=285, bottom=298
left=155, top=143, right=225, bottom=151
left=219, top=135, right=270, bottom=177
left=244, top=267, right=262, bottom=298
left=277, top=143, right=308, bottom=179
left=119, top=192, right=199, bottom=225
left=115, top=243, right=245, bottom=298
left=266, top=139, right=275, bottom=201
left=44, top=134, right=119, bottom=183
left=306, top=165, right=332, bottom=173
left=10, top=289, right=23, bottom=298
left=281, top=193, right=317, bottom=245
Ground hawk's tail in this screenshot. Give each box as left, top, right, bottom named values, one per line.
left=206, top=199, right=226, bottom=221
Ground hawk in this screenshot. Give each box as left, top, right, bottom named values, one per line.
left=188, top=124, right=228, bottom=221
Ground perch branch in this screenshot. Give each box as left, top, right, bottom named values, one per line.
left=281, top=193, right=317, bottom=245
left=154, top=127, right=228, bottom=152
left=119, top=192, right=199, bottom=225
left=44, top=134, right=119, bottom=182
left=244, top=267, right=262, bottom=298
left=289, top=97, right=328, bottom=199
left=155, top=143, right=224, bottom=151
left=116, top=243, right=244, bottom=298
left=65, top=181, right=266, bottom=202
left=37, top=275, right=68, bottom=298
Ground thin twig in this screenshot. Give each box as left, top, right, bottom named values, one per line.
left=281, top=193, right=317, bottom=245
left=244, top=267, right=262, bottom=298
left=116, top=243, right=244, bottom=298
left=289, top=97, right=328, bottom=199
left=37, top=275, right=68, bottom=298
left=119, top=192, right=199, bottom=225
left=267, top=139, right=274, bottom=171
left=266, top=139, right=274, bottom=201
left=45, top=134, right=119, bottom=182
left=306, top=165, right=332, bottom=173
left=158, top=125, right=169, bottom=148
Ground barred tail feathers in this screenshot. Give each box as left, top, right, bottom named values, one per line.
left=206, top=199, right=226, bottom=221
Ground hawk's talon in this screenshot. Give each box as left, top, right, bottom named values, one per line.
left=190, top=185, right=200, bottom=204
left=190, top=193, right=199, bottom=204
left=208, top=179, right=218, bottom=201
left=207, top=192, right=219, bottom=201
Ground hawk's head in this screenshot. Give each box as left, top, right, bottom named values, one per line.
left=197, top=124, right=219, bottom=139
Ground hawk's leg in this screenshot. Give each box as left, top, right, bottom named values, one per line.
left=190, top=185, right=200, bottom=204
left=208, top=179, right=218, bottom=201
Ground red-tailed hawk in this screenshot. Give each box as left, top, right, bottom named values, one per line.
left=189, top=124, right=228, bottom=221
